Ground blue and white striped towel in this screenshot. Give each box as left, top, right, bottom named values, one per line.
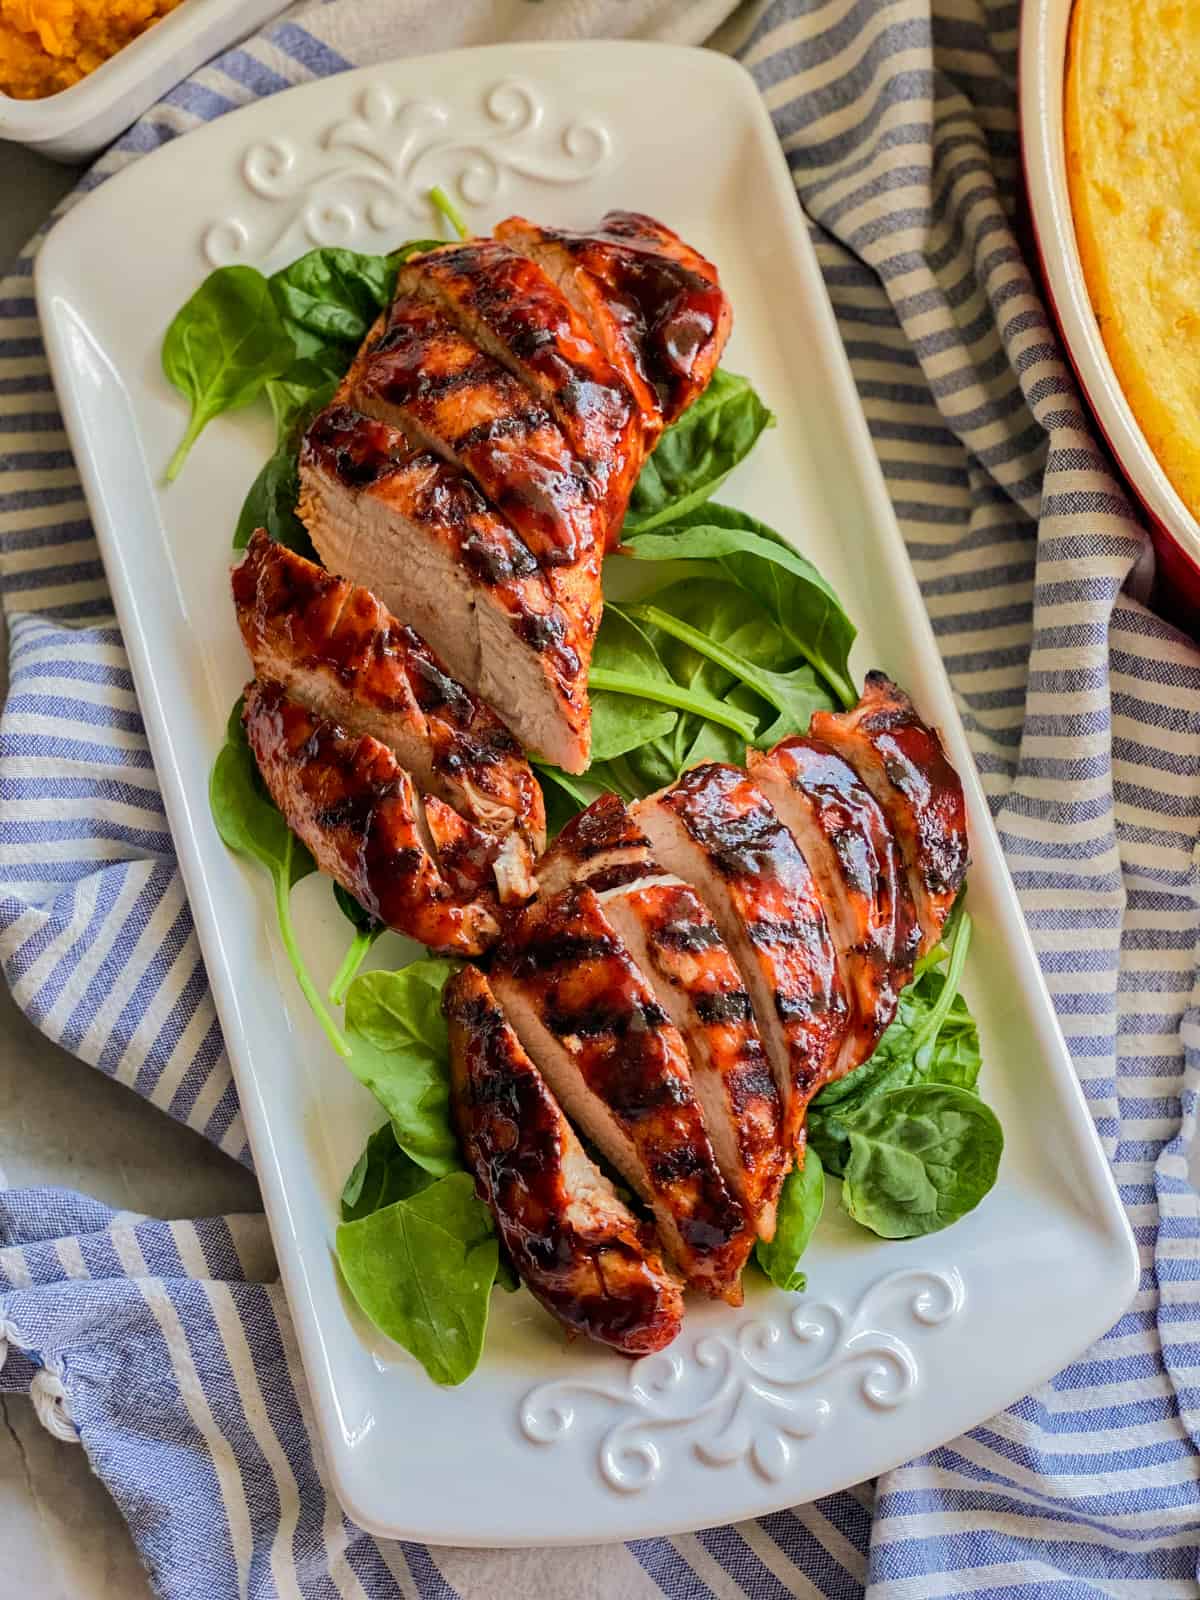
left=2, top=2, right=1199, bottom=1595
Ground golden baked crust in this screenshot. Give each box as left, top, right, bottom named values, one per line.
left=1066, top=0, right=1200, bottom=524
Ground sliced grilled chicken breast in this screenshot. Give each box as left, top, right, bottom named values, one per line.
left=809, top=674, right=968, bottom=954
left=536, top=789, right=657, bottom=897
left=445, top=965, right=683, bottom=1356
left=634, top=764, right=850, bottom=1156
left=538, top=796, right=785, bottom=1240
left=490, top=885, right=753, bottom=1302
left=347, top=297, right=607, bottom=576
left=298, top=404, right=591, bottom=772
left=598, top=885, right=786, bottom=1246
left=748, top=736, right=920, bottom=1079
left=233, top=530, right=543, bottom=903
left=495, top=211, right=732, bottom=434
left=242, top=679, right=499, bottom=956
left=395, top=242, right=644, bottom=541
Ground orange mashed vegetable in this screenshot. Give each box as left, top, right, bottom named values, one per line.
left=0, top=0, right=184, bottom=99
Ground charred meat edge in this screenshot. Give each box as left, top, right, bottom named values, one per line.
left=809, top=672, right=969, bottom=954
left=446, top=964, right=683, bottom=1357
left=242, top=678, right=499, bottom=957
left=747, top=735, right=919, bottom=1080
left=633, top=765, right=850, bottom=1158
left=537, top=794, right=786, bottom=1240
left=490, top=884, right=754, bottom=1302
left=233, top=529, right=543, bottom=902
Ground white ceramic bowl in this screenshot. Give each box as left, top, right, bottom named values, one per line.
left=0, top=0, right=288, bottom=162
left=1020, top=0, right=1200, bottom=617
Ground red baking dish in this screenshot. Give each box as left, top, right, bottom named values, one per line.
left=1019, top=0, right=1200, bottom=628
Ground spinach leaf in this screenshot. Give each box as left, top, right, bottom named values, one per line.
left=673, top=714, right=747, bottom=773
left=585, top=579, right=834, bottom=799
left=234, top=441, right=312, bottom=555
left=267, top=239, right=439, bottom=358
left=625, top=370, right=773, bottom=533
left=343, top=962, right=461, bottom=1176
left=340, top=1122, right=433, bottom=1222
left=625, top=600, right=834, bottom=748
left=755, top=1150, right=824, bottom=1291
left=335, top=1171, right=497, bottom=1385
left=209, top=697, right=349, bottom=1058
left=809, top=911, right=977, bottom=1176
left=269, top=248, right=397, bottom=352
left=624, top=503, right=857, bottom=709
left=625, top=581, right=782, bottom=788
left=233, top=372, right=336, bottom=554
left=588, top=607, right=678, bottom=762
left=163, top=266, right=295, bottom=483
left=341, top=1119, right=519, bottom=1293
left=265, top=356, right=345, bottom=438
left=329, top=884, right=385, bottom=1007
left=839, top=1084, right=1002, bottom=1238
left=590, top=607, right=759, bottom=745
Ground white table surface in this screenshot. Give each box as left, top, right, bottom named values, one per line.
left=1, top=135, right=261, bottom=1600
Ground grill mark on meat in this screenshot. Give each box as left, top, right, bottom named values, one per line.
left=748, top=734, right=920, bottom=1082
left=809, top=672, right=968, bottom=951
left=504, top=930, right=618, bottom=976
left=445, top=965, right=683, bottom=1357
left=395, top=242, right=645, bottom=543
left=242, top=679, right=499, bottom=955
left=516, top=610, right=578, bottom=665
left=573, top=860, right=652, bottom=894
left=304, top=405, right=402, bottom=490
left=491, top=885, right=753, bottom=1299
left=543, top=994, right=670, bottom=1044
left=232, top=531, right=543, bottom=901
left=693, top=990, right=753, bottom=1024
left=459, top=528, right=540, bottom=584
left=535, top=795, right=786, bottom=1244
left=351, top=297, right=606, bottom=571
left=725, top=1057, right=780, bottom=1115
left=653, top=918, right=724, bottom=953
left=494, top=211, right=732, bottom=424
left=744, top=916, right=828, bottom=953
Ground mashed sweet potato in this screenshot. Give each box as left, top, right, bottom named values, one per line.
left=0, top=0, right=183, bottom=99
left=1066, top=0, right=1200, bottom=524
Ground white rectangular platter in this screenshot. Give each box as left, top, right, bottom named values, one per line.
left=35, top=42, right=1138, bottom=1544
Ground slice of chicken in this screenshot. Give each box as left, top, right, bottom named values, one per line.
left=242, top=679, right=499, bottom=956
left=495, top=211, right=733, bottom=435
left=395, top=241, right=645, bottom=543
left=537, top=795, right=785, bottom=1239
left=445, top=965, right=683, bottom=1357
left=233, top=529, right=544, bottom=903
left=347, top=298, right=607, bottom=577
left=809, top=673, right=969, bottom=955
left=748, top=736, right=920, bottom=1080
left=490, top=885, right=753, bottom=1302
left=535, top=789, right=659, bottom=898
left=298, top=404, right=591, bottom=772
left=634, top=764, right=850, bottom=1157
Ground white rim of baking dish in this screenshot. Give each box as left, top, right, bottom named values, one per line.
left=0, top=0, right=269, bottom=143
left=1019, top=0, right=1200, bottom=574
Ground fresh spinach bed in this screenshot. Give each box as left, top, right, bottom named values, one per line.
left=167, top=228, right=1002, bottom=1388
